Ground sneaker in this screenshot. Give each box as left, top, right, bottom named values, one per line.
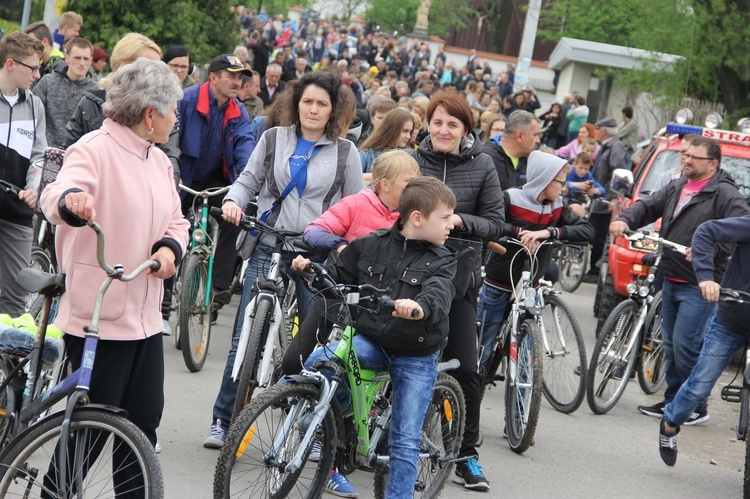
left=326, top=470, right=359, bottom=497
left=453, top=457, right=490, bottom=491
left=638, top=401, right=665, bottom=418
left=213, top=289, right=232, bottom=306
left=162, top=319, right=172, bottom=336
left=308, top=440, right=321, bottom=462
left=683, top=409, right=710, bottom=426
left=582, top=272, right=599, bottom=284
left=155, top=441, right=162, bottom=454
left=203, top=419, right=225, bottom=449
left=659, top=417, right=680, bottom=466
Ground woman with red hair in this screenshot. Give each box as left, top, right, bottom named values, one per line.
left=555, top=122, right=600, bottom=161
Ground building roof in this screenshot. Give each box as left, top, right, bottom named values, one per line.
left=548, top=37, right=683, bottom=71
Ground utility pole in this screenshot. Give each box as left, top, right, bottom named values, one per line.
left=21, top=0, right=32, bottom=29
left=515, top=0, right=542, bottom=90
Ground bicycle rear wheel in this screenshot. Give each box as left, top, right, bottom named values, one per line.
left=214, top=382, right=334, bottom=499
left=558, top=245, right=589, bottom=293
left=586, top=299, right=640, bottom=414
left=179, top=252, right=213, bottom=372
left=231, top=298, right=272, bottom=422
left=540, top=294, right=587, bottom=413
left=505, top=318, right=543, bottom=454
left=0, top=409, right=163, bottom=498
left=637, top=291, right=666, bottom=394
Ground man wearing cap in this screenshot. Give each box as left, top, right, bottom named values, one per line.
left=177, top=54, right=255, bottom=307
left=582, top=117, right=629, bottom=282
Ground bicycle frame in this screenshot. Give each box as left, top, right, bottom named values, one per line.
left=179, top=185, right=229, bottom=309
left=1, top=221, right=159, bottom=496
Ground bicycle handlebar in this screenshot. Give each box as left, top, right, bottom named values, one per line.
left=289, top=261, right=419, bottom=317
left=624, top=230, right=688, bottom=255
left=719, top=288, right=750, bottom=303
left=178, top=184, right=230, bottom=198
left=0, top=179, right=21, bottom=196
left=210, top=206, right=302, bottom=240
left=87, top=221, right=161, bottom=280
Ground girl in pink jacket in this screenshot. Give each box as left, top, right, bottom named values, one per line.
left=302, top=149, right=421, bottom=253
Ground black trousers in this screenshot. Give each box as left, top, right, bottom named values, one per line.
left=281, top=299, right=339, bottom=376
left=589, top=212, right=611, bottom=274
left=442, top=285, right=482, bottom=459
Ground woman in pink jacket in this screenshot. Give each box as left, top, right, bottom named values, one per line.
left=556, top=122, right=600, bottom=161
left=40, top=59, right=189, bottom=456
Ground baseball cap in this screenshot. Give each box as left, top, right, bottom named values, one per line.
left=208, top=54, right=253, bottom=76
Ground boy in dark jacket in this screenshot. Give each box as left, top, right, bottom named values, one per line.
left=478, top=151, right=594, bottom=368
left=292, top=177, right=458, bottom=498
left=658, top=214, right=750, bottom=466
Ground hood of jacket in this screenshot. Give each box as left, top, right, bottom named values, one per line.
left=347, top=119, right=363, bottom=143
left=416, top=129, right=485, bottom=167
left=520, top=150, right=569, bottom=204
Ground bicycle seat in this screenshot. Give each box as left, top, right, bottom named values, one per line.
left=0, top=323, right=63, bottom=369
left=15, top=267, right=66, bottom=297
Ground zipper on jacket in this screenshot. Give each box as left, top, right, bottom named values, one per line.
left=3, top=100, right=12, bottom=162
left=388, top=238, right=410, bottom=291
left=442, top=156, right=447, bottom=183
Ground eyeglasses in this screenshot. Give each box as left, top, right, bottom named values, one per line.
left=12, top=59, right=41, bottom=74
left=680, top=152, right=713, bottom=162
left=168, top=63, right=189, bottom=72
left=553, top=179, right=566, bottom=187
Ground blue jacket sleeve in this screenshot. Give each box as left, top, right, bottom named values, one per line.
left=229, top=108, right=256, bottom=181
left=303, top=226, right=348, bottom=252
left=692, top=215, right=750, bottom=283
left=585, top=172, right=606, bottom=195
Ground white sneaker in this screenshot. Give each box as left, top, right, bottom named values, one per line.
left=155, top=441, right=162, bottom=454
left=162, top=319, right=172, bottom=336
left=203, top=419, right=225, bottom=449
left=308, top=440, right=321, bottom=462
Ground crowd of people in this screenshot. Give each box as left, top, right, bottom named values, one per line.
left=0, top=6, right=746, bottom=498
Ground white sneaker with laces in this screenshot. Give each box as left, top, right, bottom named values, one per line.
left=203, top=419, right=225, bottom=449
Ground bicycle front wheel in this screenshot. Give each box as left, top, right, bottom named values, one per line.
left=214, top=382, right=335, bottom=499
left=505, top=318, right=543, bottom=454
left=231, top=298, right=273, bottom=422
left=179, top=252, right=213, bottom=372
left=637, top=291, right=667, bottom=394
left=540, top=294, right=587, bottom=414
left=558, top=245, right=589, bottom=293
left=586, top=299, right=640, bottom=414
left=0, top=409, right=163, bottom=498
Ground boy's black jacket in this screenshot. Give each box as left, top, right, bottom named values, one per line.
left=331, top=221, right=457, bottom=356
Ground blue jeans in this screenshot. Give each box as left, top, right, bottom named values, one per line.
left=660, top=280, right=717, bottom=411
left=477, top=283, right=511, bottom=370
left=305, top=336, right=439, bottom=499
left=664, top=317, right=745, bottom=426
left=211, top=244, right=316, bottom=430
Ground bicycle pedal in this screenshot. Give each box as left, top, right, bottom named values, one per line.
left=721, top=384, right=742, bottom=403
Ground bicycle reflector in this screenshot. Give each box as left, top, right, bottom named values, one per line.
left=443, top=399, right=453, bottom=423
left=236, top=424, right=257, bottom=457
left=192, top=228, right=206, bottom=244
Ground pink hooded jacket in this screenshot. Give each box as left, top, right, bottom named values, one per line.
left=40, top=119, right=190, bottom=341
left=303, top=188, right=400, bottom=251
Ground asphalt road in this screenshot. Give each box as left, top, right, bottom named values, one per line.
left=158, top=282, right=744, bottom=498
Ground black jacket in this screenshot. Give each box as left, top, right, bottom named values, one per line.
left=482, top=138, right=528, bottom=190
left=617, top=169, right=749, bottom=284
left=64, top=89, right=181, bottom=187
left=332, top=222, right=457, bottom=356
left=408, top=132, right=505, bottom=290
left=259, top=79, right=286, bottom=108
left=592, top=136, right=628, bottom=213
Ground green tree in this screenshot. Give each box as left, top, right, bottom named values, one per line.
left=365, top=0, right=474, bottom=39
left=66, top=0, right=238, bottom=64
left=538, top=0, right=750, bottom=121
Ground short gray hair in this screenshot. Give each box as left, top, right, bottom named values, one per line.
left=504, top=110, right=539, bottom=136
left=601, top=126, right=618, bottom=136
left=103, top=58, right=183, bottom=127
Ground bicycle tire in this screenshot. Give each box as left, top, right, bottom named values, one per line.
left=372, top=372, right=465, bottom=499
left=746, top=434, right=750, bottom=499
left=179, top=252, right=212, bottom=372
left=231, top=298, right=272, bottom=423
left=505, top=318, right=543, bottom=454
left=25, top=247, right=54, bottom=321
left=0, top=409, right=163, bottom=498
left=586, top=299, right=640, bottom=415
left=558, top=245, right=589, bottom=293
left=540, top=294, right=587, bottom=414
left=637, top=291, right=667, bottom=394
left=214, top=382, right=334, bottom=499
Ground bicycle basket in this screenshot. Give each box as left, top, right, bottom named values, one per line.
left=35, top=147, right=65, bottom=216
